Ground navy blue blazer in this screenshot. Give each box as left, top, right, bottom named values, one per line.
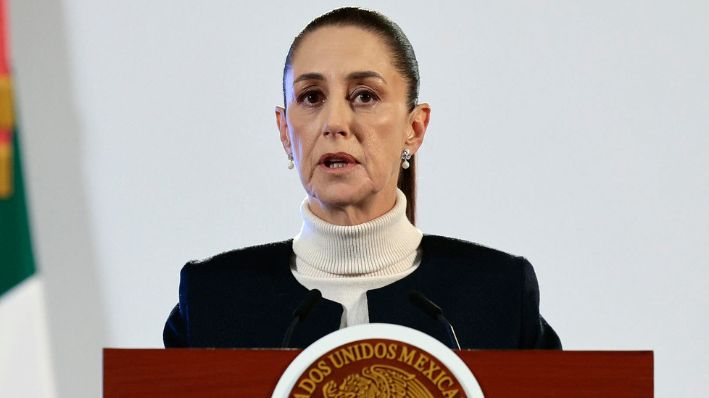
left=163, top=235, right=561, bottom=349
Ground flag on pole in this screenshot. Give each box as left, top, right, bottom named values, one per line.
left=0, top=82, right=36, bottom=297
left=0, top=0, right=34, bottom=301
left=0, top=0, right=56, bottom=396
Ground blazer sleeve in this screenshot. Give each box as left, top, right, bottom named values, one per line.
left=163, top=303, right=188, bottom=347
left=163, top=263, right=192, bottom=347
left=519, top=257, right=562, bottom=349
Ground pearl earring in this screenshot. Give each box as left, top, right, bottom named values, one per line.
left=401, top=148, right=412, bottom=169
left=287, top=154, right=294, bottom=170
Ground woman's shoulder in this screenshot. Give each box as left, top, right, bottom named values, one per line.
left=181, top=239, right=293, bottom=274
left=421, top=234, right=524, bottom=262
left=419, top=234, right=536, bottom=280
left=419, top=234, right=540, bottom=301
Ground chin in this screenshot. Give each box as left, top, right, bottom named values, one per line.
left=311, top=183, right=371, bottom=208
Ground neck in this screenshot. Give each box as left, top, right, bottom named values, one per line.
left=293, top=188, right=422, bottom=277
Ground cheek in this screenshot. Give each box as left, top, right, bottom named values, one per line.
left=363, top=138, right=405, bottom=182
left=288, top=124, right=319, bottom=173
left=366, top=118, right=408, bottom=169
left=287, top=118, right=312, bottom=155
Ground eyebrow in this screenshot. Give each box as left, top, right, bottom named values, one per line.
left=292, top=71, right=387, bottom=85
left=347, top=71, right=387, bottom=83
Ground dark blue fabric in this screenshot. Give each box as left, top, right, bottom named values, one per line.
left=163, top=235, right=561, bottom=349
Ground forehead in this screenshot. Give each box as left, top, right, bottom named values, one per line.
left=290, top=25, right=396, bottom=81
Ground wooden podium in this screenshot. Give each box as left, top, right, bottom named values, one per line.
left=104, top=349, right=652, bottom=397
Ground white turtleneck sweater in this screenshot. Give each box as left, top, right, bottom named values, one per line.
left=291, top=189, right=423, bottom=328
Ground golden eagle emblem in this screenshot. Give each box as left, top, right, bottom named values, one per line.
left=322, top=364, right=434, bottom=398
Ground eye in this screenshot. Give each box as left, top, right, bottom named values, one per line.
left=297, top=90, right=325, bottom=106
left=351, top=89, right=379, bottom=105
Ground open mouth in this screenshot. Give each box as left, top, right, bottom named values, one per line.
left=324, top=159, right=348, bottom=169
left=319, top=152, right=358, bottom=169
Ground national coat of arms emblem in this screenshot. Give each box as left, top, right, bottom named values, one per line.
left=322, top=364, right=433, bottom=398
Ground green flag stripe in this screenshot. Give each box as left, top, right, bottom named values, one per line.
left=0, top=127, right=36, bottom=296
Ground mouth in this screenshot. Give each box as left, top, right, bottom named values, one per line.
left=318, top=152, right=358, bottom=170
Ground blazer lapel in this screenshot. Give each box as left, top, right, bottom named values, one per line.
left=273, top=240, right=343, bottom=348
left=366, top=235, right=452, bottom=346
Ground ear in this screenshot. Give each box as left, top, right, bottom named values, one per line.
left=275, top=106, right=291, bottom=156
left=405, top=103, right=431, bottom=154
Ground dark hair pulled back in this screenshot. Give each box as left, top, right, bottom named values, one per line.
left=282, top=7, right=420, bottom=224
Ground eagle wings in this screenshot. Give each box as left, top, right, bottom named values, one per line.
left=322, top=364, right=434, bottom=398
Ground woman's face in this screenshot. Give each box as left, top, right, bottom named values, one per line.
left=276, top=26, right=430, bottom=224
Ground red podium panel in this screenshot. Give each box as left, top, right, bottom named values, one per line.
left=103, top=349, right=652, bottom=397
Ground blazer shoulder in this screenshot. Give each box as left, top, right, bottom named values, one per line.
left=421, top=234, right=524, bottom=266
left=181, top=239, right=293, bottom=274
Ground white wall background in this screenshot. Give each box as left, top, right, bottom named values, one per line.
left=8, top=0, right=708, bottom=396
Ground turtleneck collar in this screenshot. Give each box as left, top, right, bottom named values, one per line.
left=292, top=189, right=423, bottom=277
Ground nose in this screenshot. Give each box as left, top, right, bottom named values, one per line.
left=321, top=98, right=352, bottom=138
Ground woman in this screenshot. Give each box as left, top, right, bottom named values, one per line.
left=164, top=7, right=560, bottom=349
